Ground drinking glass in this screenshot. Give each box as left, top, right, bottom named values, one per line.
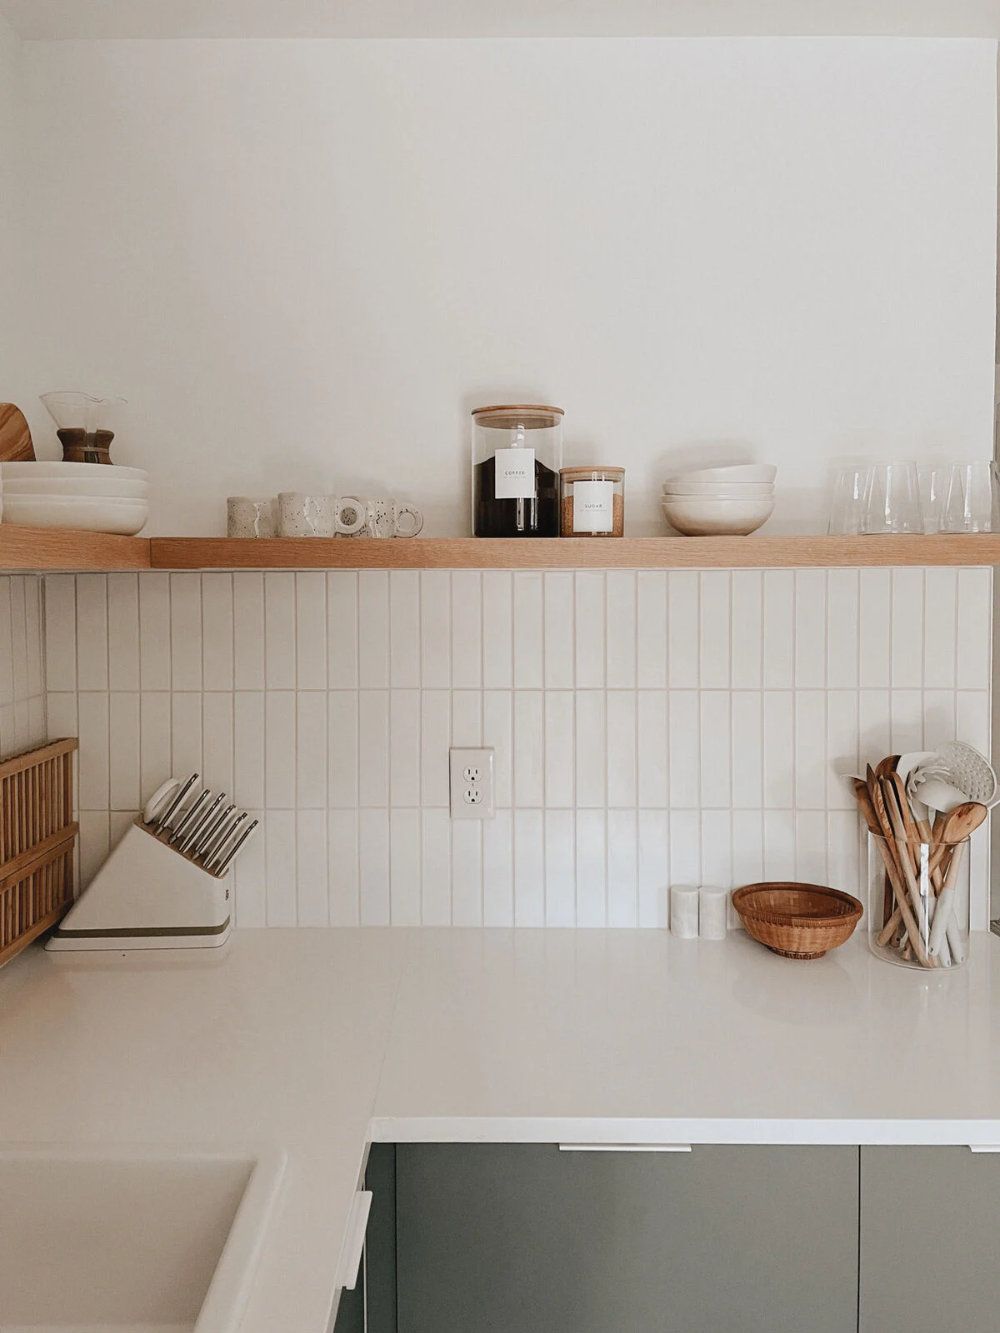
left=918, top=465, right=948, bottom=535
left=939, top=462, right=1000, bottom=533
left=861, top=461, right=923, bottom=535
left=828, top=467, right=870, bottom=535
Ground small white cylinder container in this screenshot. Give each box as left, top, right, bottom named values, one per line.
left=669, top=884, right=699, bottom=939
left=699, top=886, right=729, bottom=940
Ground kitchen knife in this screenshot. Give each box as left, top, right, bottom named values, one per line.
left=193, top=801, right=234, bottom=862
left=169, top=788, right=210, bottom=844
left=153, top=772, right=199, bottom=833
left=205, top=811, right=249, bottom=872
left=178, top=791, right=224, bottom=855
left=199, top=806, right=243, bottom=866
left=214, top=820, right=259, bottom=877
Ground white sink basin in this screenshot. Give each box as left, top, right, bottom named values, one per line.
left=0, top=1146, right=285, bottom=1333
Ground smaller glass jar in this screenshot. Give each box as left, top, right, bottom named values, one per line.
left=867, top=832, right=970, bottom=970
left=560, top=467, right=625, bottom=537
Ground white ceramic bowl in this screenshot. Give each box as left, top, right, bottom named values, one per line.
left=668, top=464, right=777, bottom=484
left=3, top=476, right=149, bottom=499
left=663, top=481, right=774, bottom=498
left=2, top=462, right=149, bottom=484
left=662, top=497, right=774, bottom=536
left=2, top=496, right=148, bottom=535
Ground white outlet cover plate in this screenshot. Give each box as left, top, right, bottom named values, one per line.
left=449, top=747, right=496, bottom=819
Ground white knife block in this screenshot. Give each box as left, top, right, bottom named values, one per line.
left=46, top=818, right=233, bottom=952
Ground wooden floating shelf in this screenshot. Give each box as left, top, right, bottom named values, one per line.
left=1, top=528, right=1000, bottom=572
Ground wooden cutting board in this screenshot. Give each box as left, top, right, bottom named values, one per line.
left=0, top=404, right=35, bottom=462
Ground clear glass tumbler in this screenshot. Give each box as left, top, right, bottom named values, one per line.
left=861, top=461, right=923, bottom=535
left=867, top=832, right=970, bottom=970
left=828, top=466, right=870, bottom=535
left=940, top=462, right=1000, bottom=534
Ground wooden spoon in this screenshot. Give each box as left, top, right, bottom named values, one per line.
left=936, top=801, right=987, bottom=845
left=855, top=778, right=931, bottom=964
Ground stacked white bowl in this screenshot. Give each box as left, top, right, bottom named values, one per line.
left=1, top=462, right=149, bottom=535
left=662, top=464, right=777, bottom=536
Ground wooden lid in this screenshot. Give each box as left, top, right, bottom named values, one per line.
left=560, top=466, right=624, bottom=481
left=472, top=404, right=563, bottom=430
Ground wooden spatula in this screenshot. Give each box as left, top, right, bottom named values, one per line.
left=0, top=404, right=35, bottom=462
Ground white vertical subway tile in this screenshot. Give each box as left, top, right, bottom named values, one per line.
left=295, top=691, right=327, bottom=809
left=451, top=821, right=482, bottom=926
left=451, top=690, right=482, bottom=747
left=730, top=571, right=763, bottom=690
left=575, top=691, right=607, bottom=809
left=923, top=690, right=958, bottom=752
left=858, top=690, right=891, bottom=771
left=139, top=693, right=171, bottom=804
left=763, top=692, right=794, bottom=809
left=483, top=809, right=514, bottom=927
left=328, top=809, right=360, bottom=926
left=0, top=581, right=14, bottom=706
left=109, top=693, right=140, bottom=811
left=264, top=810, right=297, bottom=926
left=513, top=809, right=545, bottom=926
left=388, top=571, right=420, bottom=689
left=170, top=573, right=203, bottom=692
left=25, top=579, right=42, bottom=695
left=545, top=809, right=576, bottom=926
left=637, top=691, right=668, bottom=809
left=923, top=568, right=957, bottom=689
left=359, top=808, right=390, bottom=925
left=389, top=690, right=421, bottom=806
left=668, top=810, right=701, bottom=885
left=956, top=691, right=991, bottom=754
left=794, top=570, right=827, bottom=688
left=76, top=575, right=108, bottom=691
left=969, top=827, right=990, bottom=932
left=420, top=691, right=451, bottom=808
left=389, top=808, right=422, bottom=925
left=826, top=692, right=859, bottom=811
left=956, top=568, right=992, bottom=690
left=606, top=691, right=637, bottom=808
left=170, top=693, right=203, bottom=783
left=77, top=693, right=109, bottom=811
left=421, top=808, right=452, bottom=926
left=110, top=809, right=136, bottom=849
left=699, top=572, right=731, bottom=690
left=358, top=690, right=389, bottom=807
left=483, top=691, right=513, bottom=807
left=264, top=691, right=296, bottom=808
left=11, top=700, right=28, bottom=752
left=233, top=692, right=266, bottom=810
left=890, top=568, right=924, bottom=690
left=44, top=575, right=77, bottom=692
left=327, top=572, right=359, bottom=689
left=513, top=572, right=543, bottom=688
left=451, top=571, right=483, bottom=689
left=731, top=692, right=763, bottom=809
left=636, top=572, right=667, bottom=690
left=543, top=572, right=575, bottom=689
left=637, top=809, right=669, bottom=928
left=667, top=571, right=699, bottom=688
left=827, top=811, right=861, bottom=897
left=544, top=691, right=575, bottom=807
left=420, top=571, right=451, bottom=689
left=9, top=578, right=26, bottom=705
left=668, top=690, right=699, bottom=808
left=889, top=690, right=924, bottom=756
left=826, top=569, right=859, bottom=689
left=46, top=691, right=77, bottom=741
left=731, top=810, right=764, bottom=888
left=295, top=571, right=328, bottom=690
left=296, top=809, right=329, bottom=927
left=513, top=692, right=544, bottom=807
left=233, top=810, right=266, bottom=927
left=606, top=571, right=636, bottom=689
left=201, top=573, right=234, bottom=692
left=328, top=692, right=359, bottom=808
left=701, top=810, right=732, bottom=888
left=202, top=692, right=234, bottom=796
left=576, top=813, right=607, bottom=928
left=858, top=568, right=891, bottom=688
left=763, top=809, right=796, bottom=881
left=26, top=697, right=45, bottom=749
left=794, top=691, right=827, bottom=810
left=482, top=572, right=513, bottom=690
left=762, top=570, right=794, bottom=689
left=107, top=573, right=140, bottom=692
left=795, top=811, right=828, bottom=885
left=699, top=691, right=731, bottom=808
left=232, top=572, right=265, bottom=691
left=607, top=809, right=638, bottom=928
left=358, top=571, right=389, bottom=688
left=575, top=572, right=606, bottom=689
left=78, top=811, right=110, bottom=891
left=263, top=572, right=296, bottom=689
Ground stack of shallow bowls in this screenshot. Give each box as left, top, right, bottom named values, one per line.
left=662, top=464, right=776, bottom=536
left=1, top=462, right=149, bottom=535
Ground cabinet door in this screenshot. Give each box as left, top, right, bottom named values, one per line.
left=860, top=1146, right=1000, bottom=1333
left=395, top=1143, right=859, bottom=1333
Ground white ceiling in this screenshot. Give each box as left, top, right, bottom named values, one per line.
left=2, top=0, right=1000, bottom=40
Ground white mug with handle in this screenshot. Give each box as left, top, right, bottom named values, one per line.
left=338, top=497, right=423, bottom=538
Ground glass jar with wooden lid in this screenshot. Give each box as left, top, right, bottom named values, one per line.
left=472, top=405, right=563, bottom=538
left=560, top=467, right=625, bottom=537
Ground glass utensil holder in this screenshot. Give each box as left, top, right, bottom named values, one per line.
left=867, top=833, right=970, bottom=970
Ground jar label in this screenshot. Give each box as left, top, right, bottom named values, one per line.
left=573, top=480, right=614, bottom=532
left=494, top=447, right=536, bottom=499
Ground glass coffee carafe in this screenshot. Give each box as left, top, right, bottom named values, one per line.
left=40, top=391, right=127, bottom=464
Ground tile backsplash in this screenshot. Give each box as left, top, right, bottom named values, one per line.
left=0, top=574, right=47, bottom=757
left=42, top=567, right=993, bottom=929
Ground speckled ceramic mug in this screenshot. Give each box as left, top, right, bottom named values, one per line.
left=277, top=493, right=365, bottom=537
left=338, top=497, right=423, bottom=538
left=227, top=496, right=277, bottom=538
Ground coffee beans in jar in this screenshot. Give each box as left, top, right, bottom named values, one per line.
left=560, top=467, right=625, bottom=537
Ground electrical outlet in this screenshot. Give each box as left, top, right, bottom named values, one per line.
left=450, top=747, right=495, bottom=819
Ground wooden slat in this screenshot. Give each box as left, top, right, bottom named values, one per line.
left=0, top=898, right=70, bottom=969
left=0, top=825, right=78, bottom=892
left=0, top=526, right=150, bottom=571
left=0, top=736, right=78, bottom=782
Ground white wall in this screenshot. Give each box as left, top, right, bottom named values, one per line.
left=18, top=38, right=999, bottom=536
left=0, top=14, right=26, bottom=397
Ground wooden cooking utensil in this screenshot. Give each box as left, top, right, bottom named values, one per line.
left=854, top=778, right=930, bottom=964
left=875, top=754, right=901, bottom=781
left=878, top=776, right=931, bottom=951
left=0, top=404, right=35, bottom=463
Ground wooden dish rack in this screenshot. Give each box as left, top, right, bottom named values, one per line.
left=0, top=737, right=78, bottom=968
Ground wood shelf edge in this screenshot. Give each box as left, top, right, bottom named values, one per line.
left=0, top=527, right=150, bottom=571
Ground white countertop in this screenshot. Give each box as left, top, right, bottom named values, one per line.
left=4, top=926, right=1000, bottom=1332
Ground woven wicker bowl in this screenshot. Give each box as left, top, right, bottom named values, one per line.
left=732, top=882, right=863, bottom=959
